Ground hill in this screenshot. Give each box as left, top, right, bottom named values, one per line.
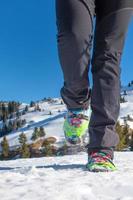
left=0, top=83, right=133, bottom=152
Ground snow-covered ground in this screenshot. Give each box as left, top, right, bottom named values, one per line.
left=0, top=87, right=133, bottom=199
left=0, top=152, right=133, bottom=200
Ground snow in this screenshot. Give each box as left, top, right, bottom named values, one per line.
left=0, top=88, right=133, bottom=199
left=0, top=88, right=133, bottom=149
left=0, top=99, right=66, bottom=150
left=0, top=152, right=133, bottom=200
left=119, top=89, right=133, bottom=128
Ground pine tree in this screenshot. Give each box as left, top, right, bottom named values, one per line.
left=8, top=120, right=13, bottom=132
left=44, top=144, right=53, bottom=156
left=1, top=136, right=9, bottom=159
left=2, top=123, right=8, bottom=134
left=16, top=111, right=21, bottom=118
left=127, top=115, right=133, bottom=121
left=123, top=90, right=127, bottom=95
left=31, top=127, right=39, bottom=141
left=22, top=110, right=26, bottom=115
left=0, top=128, right=2, bottom=137
left=2, top=113, right=8, bottom=123
left=2, top=103, right=6, bottom=114
left=120, top=96, right=125, bottom=103
left=130, top=131, right=133, bottom=151
left=39, top=126, right=46, bottom=137
left=61, top=100, right=63, bottom=105
left=30, top=101, right=35, bottom=107
left=42, top=139, right=53, bottom=156
left=62, top=142, right=68, bottom=155
left=115, top=121, right=128, bottom=151
left=35, top=104, right=41, bottom=111
left=122, top=122, right=129, bottom=145
left=12, top=120, right=17, bottom=130
left=25, top=105, right=29, bottom=112
left=8, top=102, right=12, bottom=114
left=18, top=133, right=30, bottom=158
left=22, top=119, right=26, bottom=125
left=49, top=111, right=52, bottom=115
left=128, top=82, right=131, bottom=87
left=17, top=120, right=22, bottom=128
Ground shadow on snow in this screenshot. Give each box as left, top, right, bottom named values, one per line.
left=0, top=163, right=86, bottom=172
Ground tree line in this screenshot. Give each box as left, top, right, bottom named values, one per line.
left=0, top=126, right=46, bottom=160
left=1, top=121, right=133, bottom=160
left=0, top=119, right=26, bottom=137
left=0, top=101, right=20, bottom=122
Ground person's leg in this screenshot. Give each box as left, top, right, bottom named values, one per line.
left=88, top=0, right=133, bottom=157
left=55, top=0, right=95, bottom=110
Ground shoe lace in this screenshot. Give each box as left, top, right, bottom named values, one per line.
left=67, top=112, right=89, bottom=127
left=88, top=151, right=112, bottom=164
left=68, top=112, right=89, bottom=120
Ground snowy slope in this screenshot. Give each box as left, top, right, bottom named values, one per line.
left=0, top=152, right=133, bottom=200
left=0, top=98, right=67, bottom=150
left=0, top=86, right=133, bottom=150
left=119, top=89, right=133, bottom=128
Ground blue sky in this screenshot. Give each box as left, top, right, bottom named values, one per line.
left=0, top=1, right=133, bottom=103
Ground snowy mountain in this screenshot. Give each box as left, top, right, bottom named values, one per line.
left=0, top=152, right=133, bottom=200
left=0, top=84, right=133, bottom=151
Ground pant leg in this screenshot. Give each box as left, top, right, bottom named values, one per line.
left=88, top=0, right=133, bottom=153
left=55, top=0, right=95, bottom=110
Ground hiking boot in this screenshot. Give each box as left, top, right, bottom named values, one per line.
left=63, top=108, right=91, bottom=145
left=86, top=150, right=116, bottom=172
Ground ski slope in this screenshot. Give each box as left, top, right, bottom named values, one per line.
left=0, top=152, right=133, bottom=200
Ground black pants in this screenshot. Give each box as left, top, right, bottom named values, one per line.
left=55, top=0, right=133, bottom=154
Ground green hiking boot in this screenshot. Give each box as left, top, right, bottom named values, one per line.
left=63, top=108, right=91, bottom=145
